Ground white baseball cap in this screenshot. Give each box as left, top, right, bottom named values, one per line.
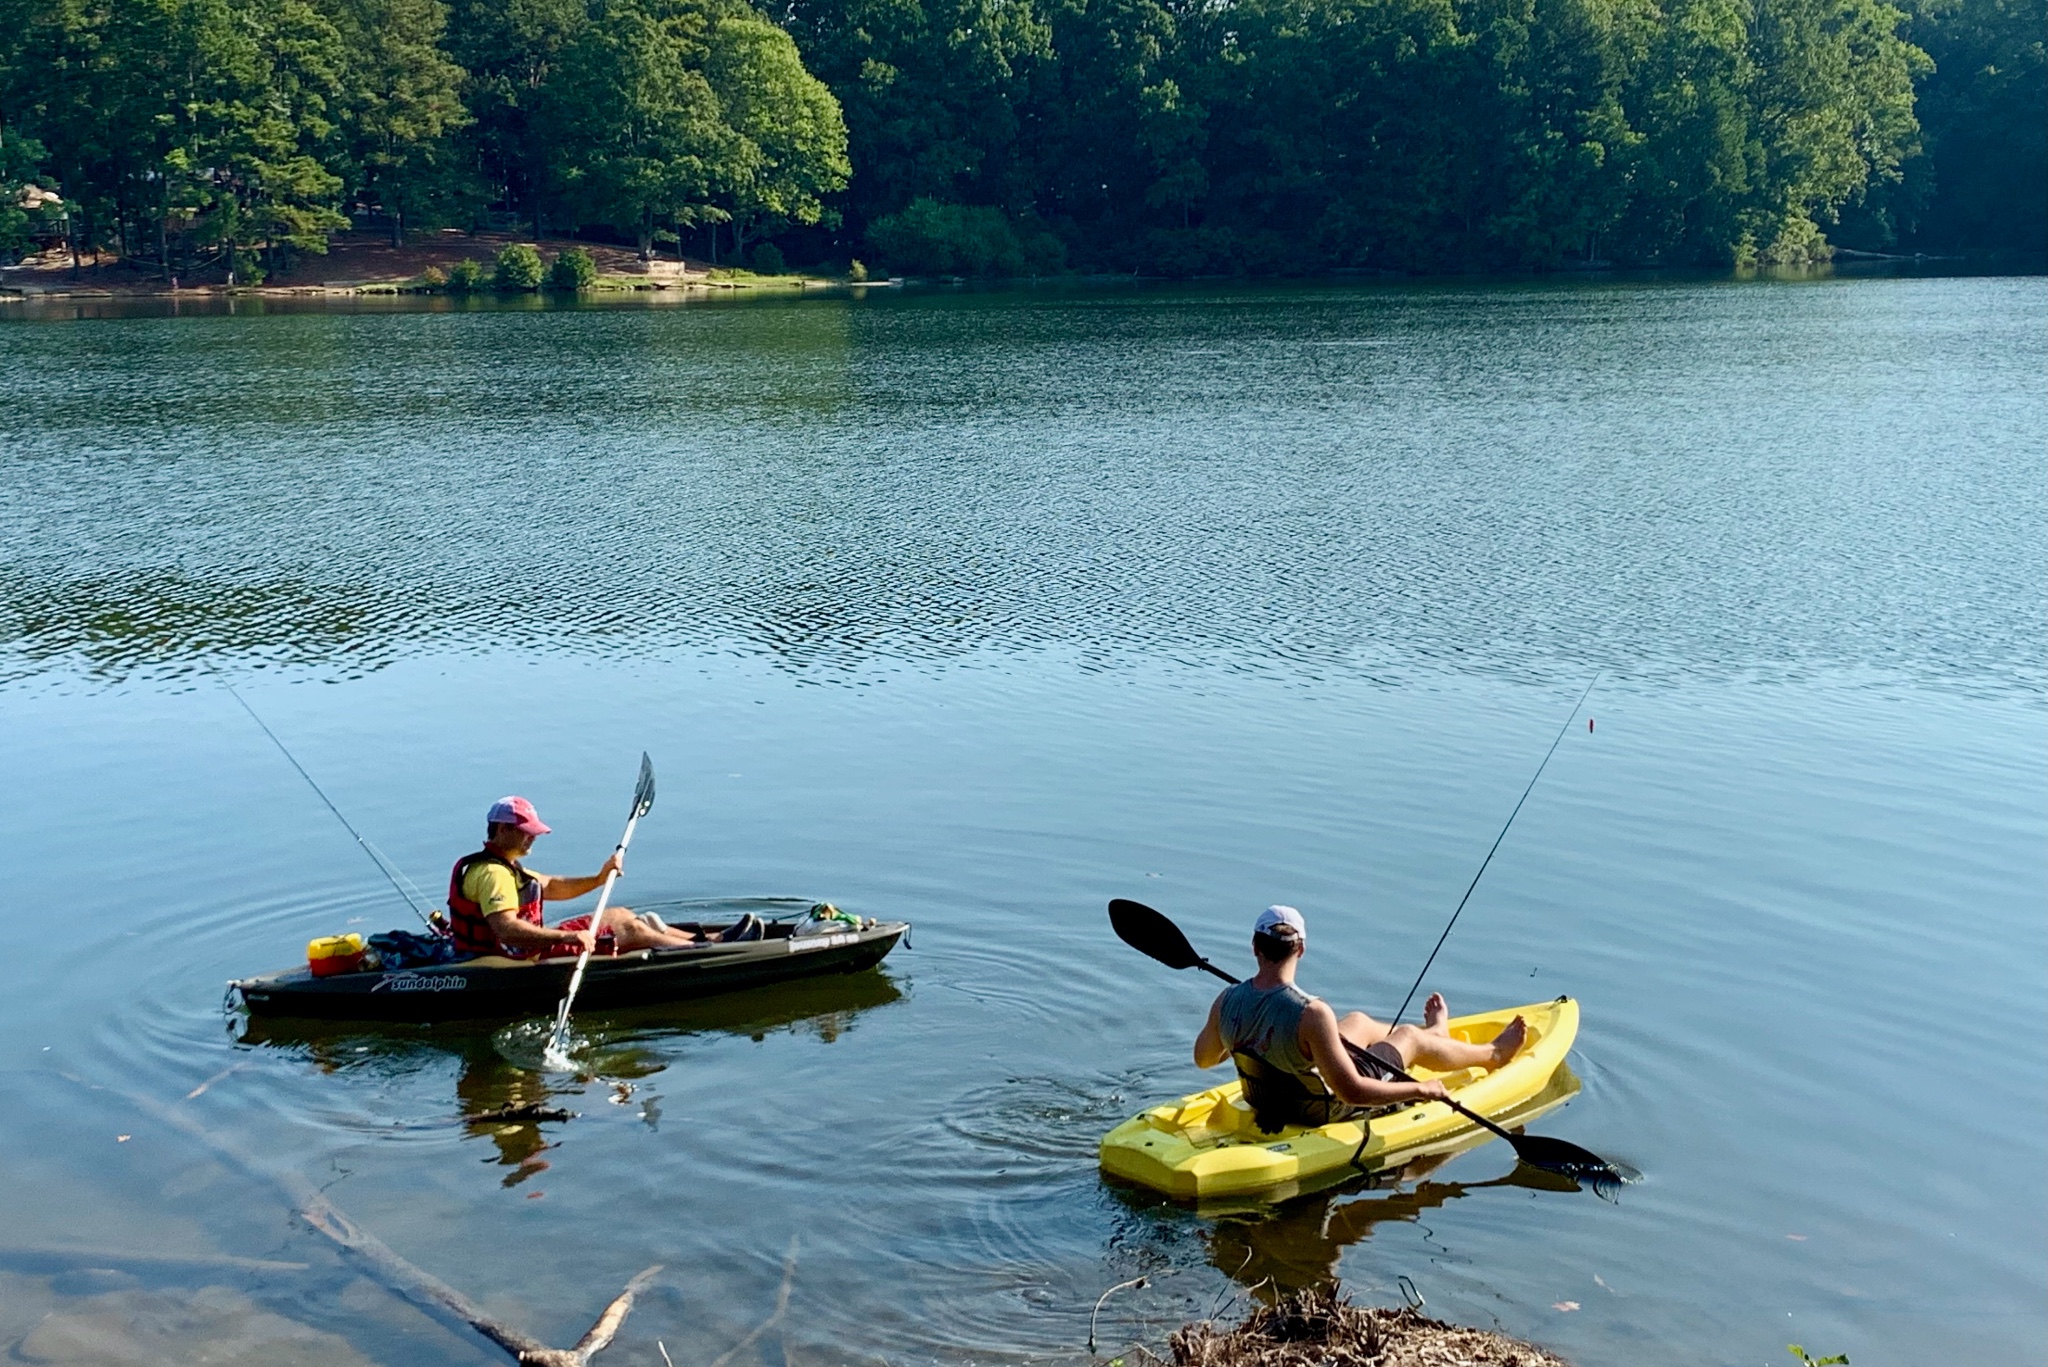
left=1254, top=905, right=1306, bottom=944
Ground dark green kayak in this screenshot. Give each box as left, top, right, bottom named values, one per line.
left=232, top=899, right=907, bottom=1022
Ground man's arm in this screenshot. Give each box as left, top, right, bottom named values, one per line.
left=533, top=850, right=625, bottom=902
left=1300, top=1001, right=1449, bottom=1106
left=485, top=910, right=595, bottom=953
left=1194, top=994, right=1231, bottom=1068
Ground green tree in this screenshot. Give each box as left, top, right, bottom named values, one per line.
left=780, top=0, right=1049, bottom=234
left=1611, top=0, right=1924, bottom=263
left=443, top=0, right=586, bottom=234
left=548, top=242, right=596, bottom=284
left=534, top=0, right=736, bottom=257
left=0, top=0, right=351, bottom=278
left=494, top=238, right=543, bottom=285
left=325, top=0, right=475, bottom=242
left=1028, top=0, right=1195, bottom=261
left=704, top=10, right=849, bottom=254
left=1901, top=0, right=2046, bottom=251
left=866, top=196, right=1023, bottom=273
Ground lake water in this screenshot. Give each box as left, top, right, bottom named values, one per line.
left=1, top=275, right=2042, bottom=1367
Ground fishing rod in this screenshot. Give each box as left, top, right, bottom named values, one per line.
left=1385, top=672, right=1600, bottom=1030
left=224, top=682, right=436, bottom=928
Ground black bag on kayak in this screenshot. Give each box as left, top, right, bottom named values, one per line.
left=368, top=929, right=462, bottom=969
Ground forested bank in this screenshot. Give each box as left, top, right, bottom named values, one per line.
left=1, top=0, right=2040, bottom=281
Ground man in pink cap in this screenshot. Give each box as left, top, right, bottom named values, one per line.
left=444, top=796, right=759, bottom=959
left=1192, top=905, right=1526, bottom=1132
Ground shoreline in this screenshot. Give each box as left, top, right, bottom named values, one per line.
left=7, top=229, right=2037, bottom=306
left=0, top=230, right=876, bottom=302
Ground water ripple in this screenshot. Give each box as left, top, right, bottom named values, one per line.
left=3, top=280, right=2042, bottom=698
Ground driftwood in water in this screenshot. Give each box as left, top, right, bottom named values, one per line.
left=468, top=1101, right=579, bottom=1125
left=1170, top=1286, right=1571, bottom=1367
left=70, top=1074, right=659, bottom=1367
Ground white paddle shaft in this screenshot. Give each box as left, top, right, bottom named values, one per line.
left=547, top=808, right=645, bottom=1055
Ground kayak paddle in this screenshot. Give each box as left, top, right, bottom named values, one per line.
left=543, top=753, right=656, bottom=1069
left=1107, top=897, right=1637, bottom=1187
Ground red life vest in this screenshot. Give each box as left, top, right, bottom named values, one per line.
left=447, top=849, right=543, bottom=956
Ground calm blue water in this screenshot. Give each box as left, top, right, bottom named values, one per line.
left=1, top=275, right=2042, bottom=1367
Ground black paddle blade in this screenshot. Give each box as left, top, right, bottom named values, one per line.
left=630, top=752, right=655, bottom=819
left=1507, top=1132, right=1641, bottom=1193
left=1108, top=899, right=1204, bottom=971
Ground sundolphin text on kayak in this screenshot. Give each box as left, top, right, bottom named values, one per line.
left=1099, top=677, right=1638, bottom=1199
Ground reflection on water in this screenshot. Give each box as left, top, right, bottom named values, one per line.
left=3, top=280, right=2041, bottom=694
left=237, top=967, right=904, bottom=1189
left=1103, top=1064, right=1587, bottom=1299
left=1208, top=1067, right=1586, bottom=1298
left=1211, top=1159, right=1585, bottom=1301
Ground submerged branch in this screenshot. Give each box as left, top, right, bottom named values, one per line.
left=706, top=1236, right=799, bottom=1367
left=64, top=1073, right=660, bottom=1366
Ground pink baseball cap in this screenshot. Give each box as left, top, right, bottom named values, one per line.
left=486, top=795, right=551, bottom=835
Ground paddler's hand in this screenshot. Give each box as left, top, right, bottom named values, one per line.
left=597, top=850, right=624, bottom=882
left=569, top=927, right=599, bottom=954
left=1411, top=1079, right=1450, bottom=1102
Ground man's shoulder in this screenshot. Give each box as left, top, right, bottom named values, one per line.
left=462, top=858, right=519, bottom=894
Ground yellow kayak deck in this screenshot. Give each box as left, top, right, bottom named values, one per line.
left=1100, top=996, right=1578, bottom=1201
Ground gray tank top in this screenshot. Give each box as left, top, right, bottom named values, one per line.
left=1218, top=980, right=1321, bottom=1084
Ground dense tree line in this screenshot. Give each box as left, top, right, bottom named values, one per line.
left=0, top=0, right=846, bottom=276
left=1, top=0, right=2039, bottom=276
left=797, top=0, right=2041, bottom=271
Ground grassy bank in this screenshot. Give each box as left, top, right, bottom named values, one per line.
left=0, top=231, right=861, bottom=300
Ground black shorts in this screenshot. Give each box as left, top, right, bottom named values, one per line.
left=1353, top=1040, right=1406, bottom=1080
left=1270, top=1043, right=1404, bottom=1128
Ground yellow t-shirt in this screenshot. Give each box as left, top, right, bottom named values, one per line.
left=461, top=860, right=527, bottom=921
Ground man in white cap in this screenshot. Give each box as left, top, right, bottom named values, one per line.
left=444, top=795, right=761, bottom=959
left=1192, top=905, right=1527, bottom=1132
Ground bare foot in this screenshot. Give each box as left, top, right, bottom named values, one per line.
left=1487, top=1016, right=1528, bottom=1068
left=1423, top=992, right=1450, bottom=1030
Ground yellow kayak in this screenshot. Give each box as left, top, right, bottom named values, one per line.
left=1099, top=996, right=1579, bottom=1201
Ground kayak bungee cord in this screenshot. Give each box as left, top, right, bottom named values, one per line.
left=223, top=682, right=437, bottom=928
left=1385, top=672, right=1601, bottom=1031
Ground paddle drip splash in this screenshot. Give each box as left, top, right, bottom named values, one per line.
left=495, top=1018, right=595, bottom=1073
left=1587, top=1159, right=1645, bottom=1203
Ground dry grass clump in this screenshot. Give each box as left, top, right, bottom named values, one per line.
left=1170, top=1286, right=1570, bottom=1367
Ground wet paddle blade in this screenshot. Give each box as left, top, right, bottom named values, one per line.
left=630, top=752, right=655, bottom=819
left=1506, top=1132, right=1641, bottom=1191
left=1108, top=899, right=1206, bottom=972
